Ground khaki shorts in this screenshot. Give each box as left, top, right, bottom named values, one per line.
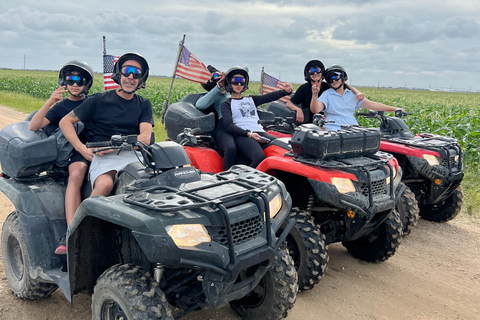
left=88, top=150, right=142, bottom=188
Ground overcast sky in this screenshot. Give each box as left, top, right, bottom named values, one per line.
left=1, top=1, right=479, bottom=91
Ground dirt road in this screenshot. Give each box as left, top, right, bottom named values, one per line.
left=0, top=105, right=479, bottom=320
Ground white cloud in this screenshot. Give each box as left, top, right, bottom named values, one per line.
left=0, top=0, right=478, bottom=91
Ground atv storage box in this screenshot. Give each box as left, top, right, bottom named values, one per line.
left=265, top=101, right=296, bottom=119
left=0, top=121, right=57, bottom=178
left=164, top=102, right=216, bottom=140
left=290, top=125, right=380, bottom=160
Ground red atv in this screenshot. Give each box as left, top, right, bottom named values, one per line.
left=164, top=94, right=408, bottom=292
left=356, top=110, right=464, bottom=222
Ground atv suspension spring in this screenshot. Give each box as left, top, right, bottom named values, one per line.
left=307, top=194, right=315, bottom=211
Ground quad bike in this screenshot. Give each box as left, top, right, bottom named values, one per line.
left=0, top=121, right=298, bottom=320
left=259, top=102, right=420, bottom=236
left=356, top=110, right=464, bottom=222
left=164, top=94, right=406, bottom=292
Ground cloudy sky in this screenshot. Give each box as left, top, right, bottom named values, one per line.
left=1, top=1, right=479, bottom=91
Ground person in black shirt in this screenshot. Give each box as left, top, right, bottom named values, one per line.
left=60, top=53, right=153, bottom=198
left=29, top=60, right=94, bottom=255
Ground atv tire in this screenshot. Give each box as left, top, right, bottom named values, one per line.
left=278, top=208, right=328, bottom=291
left=1, top=211, right=58, bottom=300
left=396, top=184, right=420, bottom=235
left=92, top=264, right=173, bottom=320
left=230, top=248, right=298, bottom=320
left=419, top=186, right=464, bottom=222
left=342, top=210, right=403, bottom=262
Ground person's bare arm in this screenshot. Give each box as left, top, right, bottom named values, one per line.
left=138, top=122, right=153, bottom=145
left=29, top=86, right=68, bottom=131
left=361, top=99, right=404, bottom=112
left=310, top=82, right=325, bottom=114
left=348, top=85, right=365, bottom=102
left=59, top=110, right=93, bottom=161
left=285, top=100, right=304, bottom=123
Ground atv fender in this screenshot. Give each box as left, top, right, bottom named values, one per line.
left=0, top=177, right=67, bottom=274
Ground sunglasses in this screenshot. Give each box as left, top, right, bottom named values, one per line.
left=329, top=74, right=342, bottom=82
left=230, top=77, right=245, bottom=86
left=308, top=67, right=322, bottom=75
left=121, top=66, right=142, bottom=79
left=212, top=72, right=221, bottom=80
left=65, top=75, right=85, bottom=86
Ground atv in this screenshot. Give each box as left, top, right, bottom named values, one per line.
left=356, top=109, right=464, bottom=222
left=261, top=102, right=420, bottom=236
left=164, top=93, right=407, bottom=292
left=0, top=121, right=298, bottom=320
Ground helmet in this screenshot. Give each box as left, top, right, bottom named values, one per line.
left=201, top=65, right=220, bottom=92
left=304, top=60, right=325, bottom=81
left=58, top=60, right=94, bottom=95
left=111, top=52, right=149, bottom=90
left=325, top=64, right=348, bottom=82
left=225, top=66, right=249, bottom=93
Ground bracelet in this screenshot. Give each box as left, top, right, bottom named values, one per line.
left=247, top=132, right=251, bottom=138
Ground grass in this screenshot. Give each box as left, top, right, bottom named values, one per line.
left=1, top=69, right=479, bottom=217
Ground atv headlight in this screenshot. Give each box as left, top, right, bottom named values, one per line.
left=166, top=224, right=211, bottom=247
left=267, top=193, right=283, bottom=219
left=423, top=154, right=440, bottom=166
left=331, top=177, right=356, bottom=194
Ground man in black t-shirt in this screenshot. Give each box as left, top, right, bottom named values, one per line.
left=60, top=52, right=154, bottom=197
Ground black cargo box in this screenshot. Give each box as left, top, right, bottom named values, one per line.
left=290, top=125, right=380, bottom=160
left=0, top=121, right=57, bottom=178
left=164, top=102, right=216, bottom=141
left=265, top=101, right=296, bottom=119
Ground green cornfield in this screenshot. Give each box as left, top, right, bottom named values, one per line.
left=1, top=69, right=479, bottom=215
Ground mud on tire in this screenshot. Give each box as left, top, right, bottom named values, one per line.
left=279, top=208, right=329, bottom=291
left=396, top=184, right=420, bottom=235
left=92, top=264, right=173, bottom=320
left=342, top=210, right=403, bottom=262
left=1, top=211, right=58, bottom=300
left=230, top=248, right=298, bottom=320
left=419, top=186, right=464, bottom=222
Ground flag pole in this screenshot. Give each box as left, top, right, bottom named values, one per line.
left=161, top=34, right=186, bottom=124
left=103, top=36, right=106, bottom=55
left=260, top=67, right=264, bottom=95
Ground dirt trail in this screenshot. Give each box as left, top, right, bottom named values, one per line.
left=0, top=105, right=479, bottom=320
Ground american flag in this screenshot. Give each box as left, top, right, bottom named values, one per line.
left=175, top=46, right=211, bottom=84
left=103, top=55, right=120, bottom=90
left=262, top=72, right=291, bottom=103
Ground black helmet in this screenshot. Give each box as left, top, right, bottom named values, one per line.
left=111, top=52, right=149, bottom=90
left=201, top=65, right=220, bottom=92
left=325, top=64, right=348, bottom=82
left=304, top=59, right=325, bottom=81
left=225, top=66, right=249, bottom=93
left=58, top=60, right=94, bottom=95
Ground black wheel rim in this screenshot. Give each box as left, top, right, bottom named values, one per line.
left=285, top=233, right=300, bottom=270
left=7, top=235, right=24, bottom=281
left=235, top=271, right=267, bottom=308
left=101, top=299, right=128, bottom=320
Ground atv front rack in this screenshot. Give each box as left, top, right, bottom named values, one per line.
left=123, top=166, right=282, bottom=264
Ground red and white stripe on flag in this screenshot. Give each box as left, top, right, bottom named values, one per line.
left=262, top=72, right=291, bottom=103
left=175, top=46, right=211, bottom=84
left=103, top=55, right=120, bottom=90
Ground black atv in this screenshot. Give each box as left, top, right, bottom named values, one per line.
left=357, top=110, right=464, bottom=222
left=0, top=121, right=298, bottom=320
left=164, top=94, right=409, bottom=292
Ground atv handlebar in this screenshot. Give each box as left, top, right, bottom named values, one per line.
left=86, top=135, right=139, bottom=152
left=356, top=110, right=411, bottom=119
left=312, top=114, right=334, bottom=127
